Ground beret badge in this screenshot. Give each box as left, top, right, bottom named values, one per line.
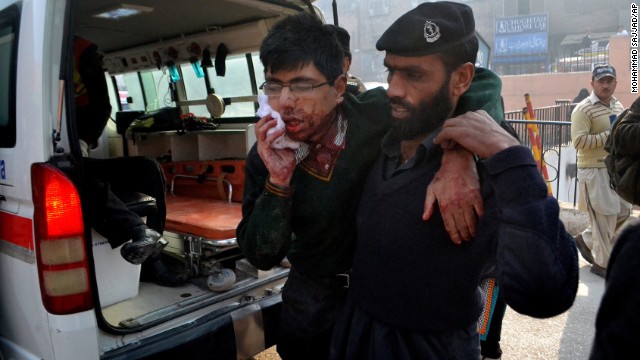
left=423, top=20, right=441, bottom=43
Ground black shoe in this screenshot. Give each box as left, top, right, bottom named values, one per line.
left=140, top=255, right=188, bottom=287
left=120, top=226, right=167, bottom=265
left=590, top=264, right=607, bottom=278
left=574, top=234, right=594, bottom=265
left=481, top=341, right=502, bottom=360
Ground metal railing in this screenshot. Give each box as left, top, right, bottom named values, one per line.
left=505, top=101, right=575, bottom=147
left=506, top=100, right=574, bottom=121
left=504, top=102, right=578, bottom=205
left=492, top=44, right=610, bottom=76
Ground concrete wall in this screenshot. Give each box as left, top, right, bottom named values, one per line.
left=501, top=36, right=636, bottom=112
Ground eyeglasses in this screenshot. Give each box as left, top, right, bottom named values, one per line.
left=259, top=81, right=329, bottom=97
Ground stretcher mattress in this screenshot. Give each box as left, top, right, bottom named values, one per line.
left=164, top=195, right=242, bottom=240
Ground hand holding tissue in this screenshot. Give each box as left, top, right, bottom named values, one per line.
left=256, top=95, right=301, bottom=149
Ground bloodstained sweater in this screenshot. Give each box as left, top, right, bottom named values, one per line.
left=237, top=68, right=509, bottom=278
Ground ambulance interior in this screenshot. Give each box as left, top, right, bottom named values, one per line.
left=71, top=0, right=315, bottom=331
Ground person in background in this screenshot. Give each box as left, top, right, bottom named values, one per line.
left=566, top=88, right=590, bottom=121
left=237, top=10, right=499, bottom=359
left=74, top=36, right=187, bottom=287
left=571, top=64, right=631, bottom=278
left=581, top=30, right=592, bottom=50
left=615, top=24, right=628, bottom=36
left=573, top=87, right=590, bottom=104
left=590, top=96, right=640, bottom=359
left=330, top=3, right=578, bottom=358
left=325, top=24, right=367, bottom=95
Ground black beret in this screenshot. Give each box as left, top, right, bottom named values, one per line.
left=376, top=1, right=476, bottom=57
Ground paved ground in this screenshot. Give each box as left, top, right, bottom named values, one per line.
left=252, top=258, right=603, bottom=360
left=499, top=258, right=603, bottom=359
left=252, top=205, right=640, bottom=360
left=500, top=213, right=639, bottom=360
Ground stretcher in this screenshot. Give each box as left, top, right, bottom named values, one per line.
left=161, top=160, right=246, bottom=291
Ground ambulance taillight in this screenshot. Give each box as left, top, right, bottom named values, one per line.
left=31, top=163, right=93, bottom=315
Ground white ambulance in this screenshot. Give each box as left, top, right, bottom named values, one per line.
left=0, top=0, right=320, bottom=358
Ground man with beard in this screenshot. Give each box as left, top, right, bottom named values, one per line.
left=330, top=3, right=579, bottom=359
left=237, top=9, right=500, bottom=360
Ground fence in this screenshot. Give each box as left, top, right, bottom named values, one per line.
left=492, top=43, right=610, bottom=76
left=504, top=101, right=578, bottom=205
left=505, top=100, right=575, bottom=147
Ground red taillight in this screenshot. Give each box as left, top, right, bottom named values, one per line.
left=31, top=163, right=93, bottom=315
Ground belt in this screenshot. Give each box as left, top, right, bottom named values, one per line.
left=325, top=273, right=350, bottom=289
left=295, top=268, right=351, bottom=289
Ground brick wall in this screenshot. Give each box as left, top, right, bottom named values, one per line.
left=501, top=36, right=636, bottom=112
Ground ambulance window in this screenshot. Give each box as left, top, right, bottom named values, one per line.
left=204, top=53, right=262, bottom=118
left=140, top=71, right=161, bottom=109
left=106, top=73, right=119, bottom=119
left=113, top=73, right=146, bottom=112
left=180, top=62, right=209, bottom=117
left=108, top=69, right=175, bottom=119
left=252, top=53, right=266, bottom=90
left=0, top=4, right=18, bottom=148
left=142, top=69, right=175, bottom=110
left=107, top=53, right=263, bottom=119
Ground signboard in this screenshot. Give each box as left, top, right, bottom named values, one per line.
left=495, top=14, right=548, bottom=34
left=494, top=14, right=548, bottom=57
left=476, top=32, right=490, bottom=68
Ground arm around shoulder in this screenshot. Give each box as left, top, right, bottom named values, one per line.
left=486, top=147, right=579, bottom=318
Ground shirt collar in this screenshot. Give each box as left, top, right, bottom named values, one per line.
left=294, top=111, right=347, bottom=163
left=589, top=91, right=618, bottom=108
left=381, top=126, right=442, bottom=165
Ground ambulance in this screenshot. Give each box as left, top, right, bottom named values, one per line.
left=0, top=0, right=321, bottom=358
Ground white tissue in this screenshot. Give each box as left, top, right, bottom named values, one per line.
left=256, top=94, right=301, bottom=149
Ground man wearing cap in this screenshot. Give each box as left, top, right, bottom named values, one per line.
left=237, top=9, right=508, bottom=360
left=571, top=64, right=632, bottom=278
left=330, top=3, right=578, bottom=358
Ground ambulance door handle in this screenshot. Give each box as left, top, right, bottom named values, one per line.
left=0, top=195, right=5, bottom=202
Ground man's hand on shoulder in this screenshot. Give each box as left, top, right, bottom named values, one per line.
left=434, top=110, right=520, bottom=159
left=423, top=148, right=483, bottom=244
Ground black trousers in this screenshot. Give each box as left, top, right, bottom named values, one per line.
left=277, top=267, right=348, bottom=360
left=480, top=288, right=507, bottom=359
left=83, top=156, right=166, bottom=248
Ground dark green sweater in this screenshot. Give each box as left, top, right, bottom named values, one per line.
left=237, top=68, right=505, bottom=277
